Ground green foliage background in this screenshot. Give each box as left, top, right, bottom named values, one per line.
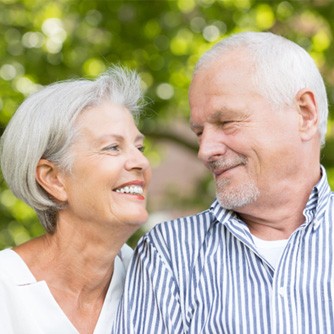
left=0, top=0, right=333, bottom=248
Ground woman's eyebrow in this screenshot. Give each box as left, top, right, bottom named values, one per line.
left=97, top=133, right=145, bottom=142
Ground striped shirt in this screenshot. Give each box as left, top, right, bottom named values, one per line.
left=113, top=167, right=334, bottom=333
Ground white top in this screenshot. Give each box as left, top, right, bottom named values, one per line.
left=251, top=234, right=288, bottom=269
left=0, top=245, right=133, bottom=334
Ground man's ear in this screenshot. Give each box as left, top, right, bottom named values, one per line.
left=36, top=159, right=68, bottom=202
left=296, top=88, right=319, bottom=142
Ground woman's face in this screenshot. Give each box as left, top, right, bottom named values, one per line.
left=60, top=101, right=151, bottom=230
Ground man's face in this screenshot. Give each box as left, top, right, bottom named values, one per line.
left=189, top=51, right=303, bottom=212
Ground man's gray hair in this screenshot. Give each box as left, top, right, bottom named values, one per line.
left=195, top=31, right=328, bottom=146
left=0, top=65, right=144, bottom=233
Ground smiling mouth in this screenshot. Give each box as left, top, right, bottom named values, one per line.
left=114, top=185, right=144, bottom=195
left=209, top=156, right=247, bottom=177
left=216, top=164, right=240, bottom=175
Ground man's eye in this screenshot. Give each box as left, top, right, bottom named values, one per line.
left=217, top=120, right=231, bottom=127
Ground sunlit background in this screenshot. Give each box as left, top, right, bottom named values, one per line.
left=0, top=0, right=333, bottom=248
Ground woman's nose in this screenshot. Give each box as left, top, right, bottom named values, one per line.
left=125, top=147, right=150, bottom=171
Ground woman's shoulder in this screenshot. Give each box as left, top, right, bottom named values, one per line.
left=0, top=248, right=36, bottom=284
left=0, top=248, right=17, bottom=272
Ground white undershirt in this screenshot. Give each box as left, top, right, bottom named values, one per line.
left=251, top=234, right=288, bottom=269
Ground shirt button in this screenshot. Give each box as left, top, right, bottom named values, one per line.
left=278, top=287, right=285, bottom=297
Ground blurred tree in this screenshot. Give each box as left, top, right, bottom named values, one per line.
left=0, top=0, right=333, bottom=248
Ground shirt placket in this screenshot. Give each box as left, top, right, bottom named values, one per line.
left=271, top=227, right=304, bottom=334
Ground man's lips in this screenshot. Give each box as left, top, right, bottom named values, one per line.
left=212, top=164, right=240, bottom=177
left=208, top=156, right=247, bottom=177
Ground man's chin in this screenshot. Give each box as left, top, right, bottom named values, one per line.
left=216, top=185, right=259, bottom=210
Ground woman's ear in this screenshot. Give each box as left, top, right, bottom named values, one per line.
left=36, top=159, right=68, bottom=202
left=296, top=89, right=319, bottom=142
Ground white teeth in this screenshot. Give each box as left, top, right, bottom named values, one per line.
left=115, top=185, right=144, bottom=195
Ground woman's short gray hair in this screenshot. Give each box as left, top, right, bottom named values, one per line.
left=0, top=66, right=144, bottom=233
left=195, top=31, right=328, bottom=146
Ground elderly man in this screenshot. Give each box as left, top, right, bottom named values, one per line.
left=113, top=32, right=334, bottom=333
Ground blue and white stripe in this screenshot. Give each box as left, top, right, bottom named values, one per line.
left=113, top=167, right=334, bottom=333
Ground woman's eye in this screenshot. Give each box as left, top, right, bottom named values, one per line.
left=137, top=146, right=145, bottom=153
left=103, top=145, right=119, bottom=152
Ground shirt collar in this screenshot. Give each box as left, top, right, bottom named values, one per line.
left=209, top=165, right=332, bottom=231
left=308, top=165, right=332, bottom=230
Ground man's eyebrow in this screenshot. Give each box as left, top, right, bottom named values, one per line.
left=209, top=108, right=249, bottom=122
left=208, top=110, right=225, bottom=123
left=190, top=107, right=248, bottom=131
left=189, top=122, right=203, bottom=132
left=189, top=111, right=226, bottom=132
left=209, top=109, right=240, bottom=121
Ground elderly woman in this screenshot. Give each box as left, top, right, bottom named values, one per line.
left=0, top=66, right=151, bottom=333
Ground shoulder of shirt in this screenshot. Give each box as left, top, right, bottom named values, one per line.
left=328, top=191, right=334, bottom=206
left=138, top=208, right=215, bottom=251
left=130, top=209, right=216, bottom=272
left=0, top=249, right=19, bottom=283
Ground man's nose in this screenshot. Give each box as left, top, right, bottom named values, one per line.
left=198, top=128, right=227, bottom=163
